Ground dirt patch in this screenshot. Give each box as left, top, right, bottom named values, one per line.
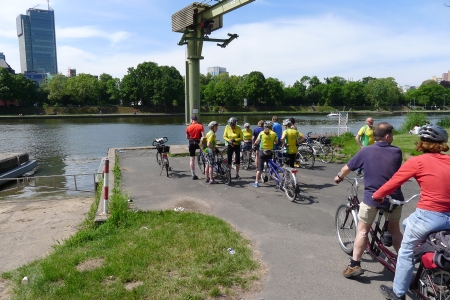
left=0, top=197, right=92, bottom=274
left=76, top=258, right=105, bottom=272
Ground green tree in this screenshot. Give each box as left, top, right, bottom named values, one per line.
left=0, top=68, right=15, bottom=101
left=105, top=78, right=121, bottom=106
left=40, top=74, right=69, bottom=106
left=13, top=74, right=36, bottom=106
left=155, top=65, right=184, bottom=108
left=242, top=71, right=265, bottom=106
left=364, top=77, right=401, bottom=108
left=264, top=77, right=284, bottom=106
left=98, top=73, right=114, bottom=105
left=342, top=81, right=365, bottom=107
left=66, top=74, right=101, bottom=106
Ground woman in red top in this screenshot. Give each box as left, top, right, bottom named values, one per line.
left=374, top=124, right=450, bottom=300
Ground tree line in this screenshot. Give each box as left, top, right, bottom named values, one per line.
left=0, top=62, right=449, bottom=108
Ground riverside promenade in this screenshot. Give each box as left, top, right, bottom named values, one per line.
left=111, top=145, right=420, bottom=299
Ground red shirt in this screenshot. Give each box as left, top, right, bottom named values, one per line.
left=186, top=123, right=204, bottom=140
left=373, top=153, right=450, bottom=212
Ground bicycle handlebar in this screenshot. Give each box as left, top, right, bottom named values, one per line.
left=388, top=194, right=420, bottom=205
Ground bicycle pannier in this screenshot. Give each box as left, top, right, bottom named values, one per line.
left=413, top=230, right=450, bottom=270
left=199, top=136, right=208, bottom=150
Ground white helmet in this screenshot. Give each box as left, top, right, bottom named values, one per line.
left=244, top=123, right=250, bottom=128
left=208, top=121, right=218, bottom=128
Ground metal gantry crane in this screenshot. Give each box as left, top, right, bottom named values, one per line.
left=172, top=0, right=255, bottom=123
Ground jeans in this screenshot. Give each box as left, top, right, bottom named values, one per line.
left=393, top=208, right=450, bottom=296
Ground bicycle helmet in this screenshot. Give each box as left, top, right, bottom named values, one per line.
left=227, top=117, right=238, bottom=126
left=208, top=121, right=218, bottom=128
left=282, top=119, right=291, bottom=127
left=244, top=123, right=250, bottom=128
left=418, top=124, right=448, bottom=142
left=264, top=121, right=273, bottom=129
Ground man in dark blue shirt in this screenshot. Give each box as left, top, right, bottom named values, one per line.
left=334, top=122, right=404, bottom=279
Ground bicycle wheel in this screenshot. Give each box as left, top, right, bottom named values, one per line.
left=241, top=150, right=250, bottom=170
left=165, top=158, right=169, bottom=177
left=318, top=145, right=334, bottom=163
left=335, top=204, right=358, bottom=255
left=220, top=162, right=231, bottom=185
left=197, top=152, right=205, bottom=174
left=418, top=268, right=450, bottom=299
left=283, top=169, right=298, bottom=201
left=295, top=149, right=315, bottom=169
left=156, top=152, right=162, bottom=165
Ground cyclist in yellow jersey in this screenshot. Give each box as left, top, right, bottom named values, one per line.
left=223, top=117, right=243, bottom=179
left=205, top=121, right=219, bottom=184
left=281, top=119, right=305, bottom=168
left=242, top=123, right=253, bottom=151
left=252, top=121, right=277, bottom=187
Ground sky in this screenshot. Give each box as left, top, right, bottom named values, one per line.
left=0, top=0, right=449, bottom=87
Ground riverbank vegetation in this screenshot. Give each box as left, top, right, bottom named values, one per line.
left=332, top=113, right=449, bottom=162
left=1, top=155, right=260, bottom=300
left=1, top=61, right=449, bottom=112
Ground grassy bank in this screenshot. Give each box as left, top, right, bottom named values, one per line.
left=2, top=156, right=260, bottom=300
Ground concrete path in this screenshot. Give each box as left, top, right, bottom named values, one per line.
left=117, top=147, right=421, bottom=300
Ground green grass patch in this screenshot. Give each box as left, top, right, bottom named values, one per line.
left=2, top=156, right=260, bottom=300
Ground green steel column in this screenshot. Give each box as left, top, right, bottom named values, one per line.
left=184, top=61, right=189, bottom=124
left=186, top=30, right=203, bottom=121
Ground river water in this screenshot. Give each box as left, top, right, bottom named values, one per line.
left=0, top=113, right=442, bottom=200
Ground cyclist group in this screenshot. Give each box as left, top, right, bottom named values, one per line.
left=185, top=115, right=305, bottom=186
left=334, top=120, right=450, bottom=300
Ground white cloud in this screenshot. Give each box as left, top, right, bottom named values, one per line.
left=57, top=26, right=131, bottom=44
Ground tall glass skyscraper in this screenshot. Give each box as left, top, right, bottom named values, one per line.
left=16, top=7, right=58, bottom=74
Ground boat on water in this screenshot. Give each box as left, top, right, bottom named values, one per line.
left=327, top=112, right=340, bottom=118
left=0, top=153, right=37, bottom=186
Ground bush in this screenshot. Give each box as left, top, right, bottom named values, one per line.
left=332, top=131, right=355, bottom=147
left=399, top=112, right=427, bottom=133
left=437, top=117, right=450, bottom=128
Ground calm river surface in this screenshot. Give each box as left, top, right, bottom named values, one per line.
left=0, top=113, right=442, bottom=200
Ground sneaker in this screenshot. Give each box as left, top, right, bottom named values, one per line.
left=192, top=175, right=199, bottom=180
left=343, top=265, right=364, bottom=278
left=209, top=180, right=216, bottom=185
left=379, top=285, right=405, bottom=300
left=205, top=178, right=210, bottom=183
left=235, top=174, right=241, bottom=179
left=253, top=182, right=259, bottom=187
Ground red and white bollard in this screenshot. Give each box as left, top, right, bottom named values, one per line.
left=103, top=158, right=109, bottom=214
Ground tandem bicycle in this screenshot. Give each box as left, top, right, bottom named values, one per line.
left=335, top=177, right=450, bottom=299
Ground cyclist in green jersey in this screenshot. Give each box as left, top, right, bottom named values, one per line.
left=281, top=119, right=305, bottom=167
left=205, top=121, right=219, bottom=184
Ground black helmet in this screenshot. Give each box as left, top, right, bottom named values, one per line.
left=208, top=121, right=218, bottom=128
left=228, top=117, right=238, bottom=126
left=418, top=124, right=448, bottom=142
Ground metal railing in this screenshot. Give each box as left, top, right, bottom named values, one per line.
left=0, top=173, right=103, bottom=193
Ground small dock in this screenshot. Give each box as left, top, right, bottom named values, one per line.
left=0, top=153, right=29, bottom=174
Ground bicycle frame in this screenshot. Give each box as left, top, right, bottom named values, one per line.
left=264, top=156, right=285, bottom=185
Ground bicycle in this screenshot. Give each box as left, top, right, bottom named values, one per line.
left=241, top=142, right=255, bottom=170
left=335, top=177, right=450, bottom=299
left=211, top=151, right=231, bottom=185
left=152, top=137, right=170, bottom=177
left=294, top=143, right=315, bottom=169
left=302, top=132, right=334, bottom=163
left=197, top=149, right=207, bottom=174
left=262, top=149, right=300, bottom=201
